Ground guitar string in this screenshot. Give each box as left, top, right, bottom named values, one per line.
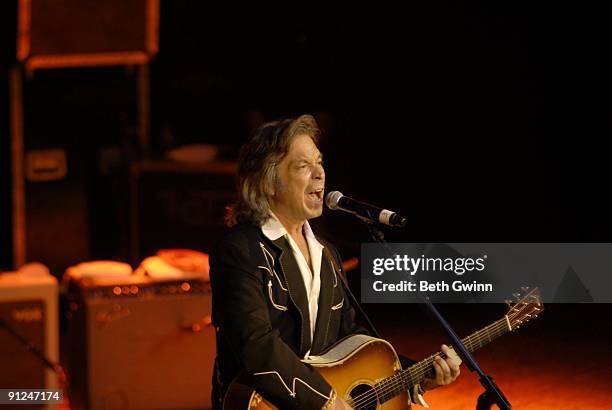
left=385, top=300, right=539, bottom=393
left=367, top=297, right=539, bottom=405
left=348, top=303, right=537, bottom=409
left=348, top=302, right=537, bottom=409
left=347, top=320, right=509, bottom=409
left=348, top=315, right=516, bottom=409
left=346, top=319, right=510, bottom=409
left=347, top=303, right=538, bottom=409
left=380, top=321, right=507, bottom=400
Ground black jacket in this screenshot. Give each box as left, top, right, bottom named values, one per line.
left=210, top=222, right=365, bottom=409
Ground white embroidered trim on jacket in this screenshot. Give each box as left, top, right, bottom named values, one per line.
left=253, top=370, right=333, bottom=400
left=259, top=242, right=288, bottom=291
left=331, top=297, right=344, bottom=310
left=267, top=280, right=288, bottom=311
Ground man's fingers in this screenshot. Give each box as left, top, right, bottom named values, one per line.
left=436, top=356, right=451, bottom=375
left=424, top=347, right=462, bottom=390
left=435, top=356, right=451, bottom=383
left=441, top=345, right=462, bottom=377
left=444, top=346, right=462, bottom=367
left=449, top=361, right=460, bottom=378
left=432, top=358, right=443, bottom=383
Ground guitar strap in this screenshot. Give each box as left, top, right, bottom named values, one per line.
left=321, top=245, right=381, bottom=339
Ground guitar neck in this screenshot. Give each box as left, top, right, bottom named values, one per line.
left=376, top=317, right=511, bottom=404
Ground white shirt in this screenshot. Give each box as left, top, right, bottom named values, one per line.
left=261, top=212, right=324, bottom=353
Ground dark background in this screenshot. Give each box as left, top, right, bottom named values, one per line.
left=1, top=2, right=611, bottom=408
left=2, top=2, right=611, bottom=269
left=152, top=2, right=612, bottom=247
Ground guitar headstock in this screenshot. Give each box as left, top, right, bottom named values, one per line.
left=505, top=287, right=544, bottom=331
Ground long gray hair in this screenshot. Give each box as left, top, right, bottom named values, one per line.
left=225, top=114, right=320, bottom=227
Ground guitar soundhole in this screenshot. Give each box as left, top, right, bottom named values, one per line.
left=348, top=383, right=377, bottom=410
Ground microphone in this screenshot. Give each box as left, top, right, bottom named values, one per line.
left=325, top=191, right=407, bottom=227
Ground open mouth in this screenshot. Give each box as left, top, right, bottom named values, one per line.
left=308, top=188, right=324, bottom=202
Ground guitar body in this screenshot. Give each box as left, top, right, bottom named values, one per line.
left=223, top=334, right=411, bottom=409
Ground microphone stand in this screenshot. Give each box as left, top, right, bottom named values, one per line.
left=363, top=221, right=511, bottom=410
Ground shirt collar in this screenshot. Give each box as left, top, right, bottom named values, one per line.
left=261, top=212, right=323, bottom=251
left=261, top=211, right=287, bottom=241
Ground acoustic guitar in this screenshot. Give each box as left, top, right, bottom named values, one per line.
left=223, top=287, right=543, bottom=409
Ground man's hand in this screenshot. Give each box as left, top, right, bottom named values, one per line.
left=422, top=344, right=462, bottom=391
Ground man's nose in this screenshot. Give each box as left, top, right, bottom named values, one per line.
left=312, top=164, right=325, bottom=180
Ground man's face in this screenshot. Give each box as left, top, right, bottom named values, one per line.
left=270, top=134, right=325, bottom=224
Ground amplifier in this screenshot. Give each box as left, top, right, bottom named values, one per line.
left=0, top=270, right=59, bottom=409
left=16, top=0, right=159, bottom=70
left=66, top=276, right=215, bottom=410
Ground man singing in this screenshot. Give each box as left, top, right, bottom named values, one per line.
left=210, top=115, right=460, bottom=409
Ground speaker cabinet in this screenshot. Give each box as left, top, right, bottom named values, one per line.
left=66, top=277, right=215, bottom=410
left=0, top=272, right=59, bottom=409
left=17, top=0, right=159, bottom=70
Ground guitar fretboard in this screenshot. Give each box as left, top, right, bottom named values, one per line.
left=374, top=317, right=510, bottom=404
